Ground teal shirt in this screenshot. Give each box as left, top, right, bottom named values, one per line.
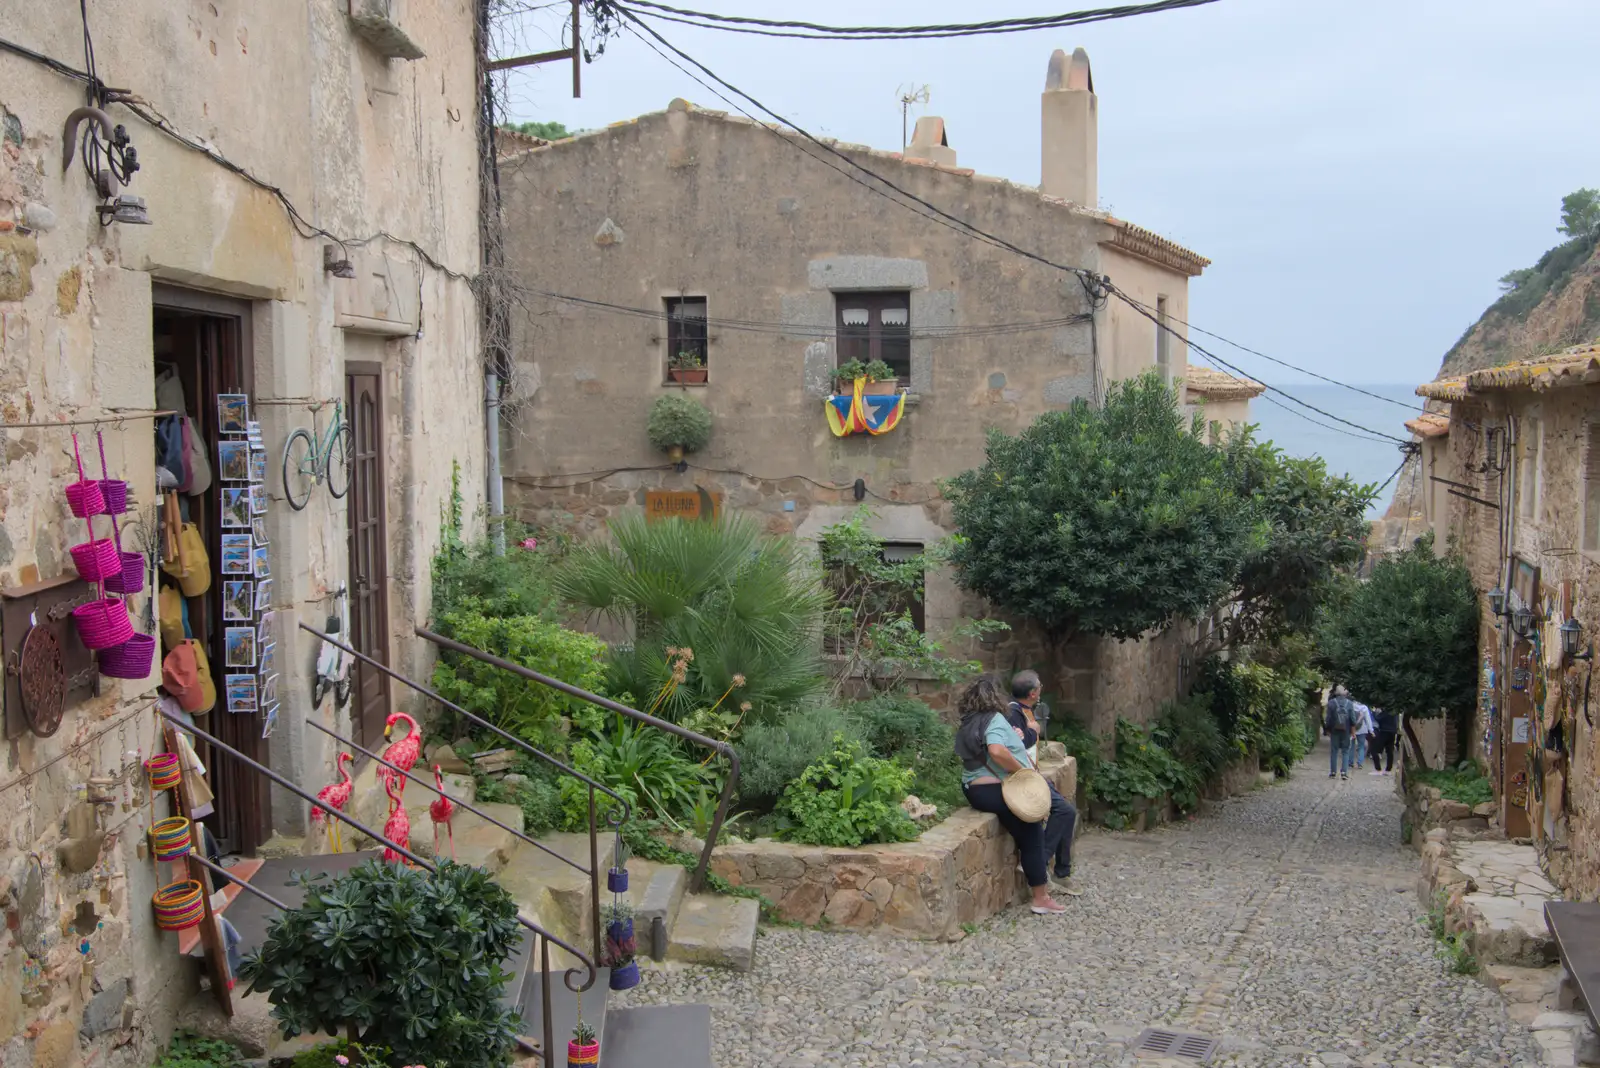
left=961, top=713, right=1032, bottom=785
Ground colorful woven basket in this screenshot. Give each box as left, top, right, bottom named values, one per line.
left=150, top=817, right=193, bottom=862
left=152, top=880, right=205, bottom=930
left=566, top=1040, right=600, bottom=1067
left=69, top=538, right=122, bottom=582
left=72, top=597, right=134, bottom=650
left=100, top=633, right=156, bottom=680
left=145, top=753, right=182, bottom=792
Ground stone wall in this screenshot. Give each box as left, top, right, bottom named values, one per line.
left=1402, top=774, right=1498, bottom=846
left=711, top=754, right=1076, bottom=938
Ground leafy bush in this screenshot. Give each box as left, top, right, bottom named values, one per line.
left=474, top=759, right=566, bottom=837
left=846, top=693, right=964, bottom=817
left=646, top=394, right=713, bottom=454
left=737, top=703, right=865, bottom=813
left=565, top=714, right=711, bottom=829
left=432, top=526, right=562, bottom=623
left=1152, top=693, right=1229, bottom=786
left=1197, top=654, right=1320, bottom=776
left=1410, top=762, right=1494, bottom=807
left=775, top=735, right=918, bottom=847
left=240, top=860, right=523, bottom=1068
left=1089, top=718, right=1196, bottom=827
left=289, top=1040, right=391, bottom=1068
left=153, top=1031, right=244, bottom=1068
left=557, top=514, right=826, bottom=721
left=430, top=610, right=608, bottom=752
left=1261, top=717, right=1315, bottom=779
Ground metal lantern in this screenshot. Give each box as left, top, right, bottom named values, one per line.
left=1561, top=617, right=1583, bottom=658
left=1511, top=603, right=1534, bottom=639
left=1487, top=586, right=1507, bottom=617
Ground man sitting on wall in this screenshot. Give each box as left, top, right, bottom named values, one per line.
left=1009, top=671, right=1081, bottom=896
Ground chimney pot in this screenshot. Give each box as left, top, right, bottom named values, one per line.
left=904, top=116, right=956, bottom=167
left=1041, top=47, right=1097, bottom=207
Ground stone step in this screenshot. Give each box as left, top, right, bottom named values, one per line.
left=603, top=1004, right=713, bottom=1068
left=666, top=893, right=758, bottom=972
left=635, top=864, right=687, bottom=960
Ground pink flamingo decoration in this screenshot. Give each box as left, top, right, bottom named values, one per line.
left=380, top=711, right=422, bottom=799
left=381, top=771, right=411, bottom=865
left=428, top=765, right=456, bottom=861
left=310, top=752, right=354, bottom=853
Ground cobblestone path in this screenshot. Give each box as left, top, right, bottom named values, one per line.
left=619, top=744, right=1544, bottom=1067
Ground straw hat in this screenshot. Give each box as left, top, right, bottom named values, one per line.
left=1001, top=768, right=1051, bottom=823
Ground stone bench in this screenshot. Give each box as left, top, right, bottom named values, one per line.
left=1547, top=902, right=1600, bottom=1035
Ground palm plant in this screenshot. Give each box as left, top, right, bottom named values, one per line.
left=555, top=514, right=826, bottom=724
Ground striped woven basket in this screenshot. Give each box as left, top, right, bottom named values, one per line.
left=152, top=880, right=205, bottom=931
left=150, top=817, right=192, bottom=862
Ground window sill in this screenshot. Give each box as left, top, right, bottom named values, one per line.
left=662, top=380, right=710, bottom=388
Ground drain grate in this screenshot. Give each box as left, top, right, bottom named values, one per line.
left=1131, top=1027, right=1219, bottom=1063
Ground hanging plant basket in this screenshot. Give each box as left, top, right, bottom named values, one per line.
left=609, top=959, right=640, bottom=990
left=607, top=867, right=629, bottom=893
left=567, top=1038, right=600, bottom=1067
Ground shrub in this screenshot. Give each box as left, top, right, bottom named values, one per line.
left=430, top=611, right=608, bottom=752
left=775, top=735, right=918, bottom=847
left=153, top=1031, right=244, bottom=1068
left=1152, top=693, right=1229, bottom=786
left=289, top=1041, right=391, bottom=1068
left=646, top=394, right=713, bottom=454
left=240, top=860, right=523, bottom=1068
left=737, top=703, right=865, bottom=813
left=1410, top=762, right=1493, bottom=807
left=846, top=693, right=964, bottom=817
left=1089, top=718, right=1196, bottom=827
left=565, top=714, right=711, bottom=829
left=474, top=759, right=566, bottom=837
left=432, top=525, right=562, bottom=623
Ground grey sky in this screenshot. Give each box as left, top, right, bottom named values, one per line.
left=500, top=0, right=1600, bottom=390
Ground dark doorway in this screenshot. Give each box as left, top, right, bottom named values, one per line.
left=153, top=286, right=271, bottom=856
left=346, top=365, right=391, bottom=751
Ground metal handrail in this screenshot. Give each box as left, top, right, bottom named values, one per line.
left=305, top=719, right=587, bottom=877
left=161, top=709, right=587, bottom=1062
left=299, top=621, right=626, bottom=964
left=416, top=626, right=741, bottom=893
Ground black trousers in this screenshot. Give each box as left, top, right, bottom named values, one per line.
left=963, top=780, right=1047, bottom=886
left=1371, top=730, right=1397, bottom=772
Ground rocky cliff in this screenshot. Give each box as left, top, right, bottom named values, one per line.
left=1438, top=234, right=1600, bottom=379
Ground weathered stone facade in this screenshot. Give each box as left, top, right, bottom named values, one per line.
left=711, top=753, right=1077, bottom=938
left=0, top=6, right=483, bottom=1064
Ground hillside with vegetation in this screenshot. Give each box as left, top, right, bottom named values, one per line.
left=1438, top=188, right=1600, bottom=377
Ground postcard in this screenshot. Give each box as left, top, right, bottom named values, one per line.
left=224, top=626, right=257, bottom=668
left=253, top=544, right=271, bottom=579
left=259, top=673, right=278, bottom=709
left=220, top=534, right=253, bottom=574
left=217, top=394, right=250, bottom=435
left=253, top=517, right=269, bottom=546
left=250, top=484, right=268, bottom=516
left=257, top=610, right=274, bottom=645
left=254, top=579, right=273, bottom=613
left=261, top=703, right=279, bottom=738
left=258, top=641, right=276, bottom=678
left=222, top=580, right=253, bottom=621
left=225, top=673, right=258, bottom=714
left=220, top=487, right=251, bottom=529
left=217, top=440, right=250, bottom=482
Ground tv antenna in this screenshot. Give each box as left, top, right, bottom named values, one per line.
left=897, top=84, right=930, bottom=150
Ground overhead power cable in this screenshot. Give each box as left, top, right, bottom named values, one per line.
left=612, top=8, right=1413, bottom=446
left=616, top=0, right=1221, bottom=41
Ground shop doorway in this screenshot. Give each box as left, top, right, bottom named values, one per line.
left=345, top=365, right=391, bottom=751
left=153, top=286, right=271, bottom=856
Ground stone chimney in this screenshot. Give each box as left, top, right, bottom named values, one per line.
left=1040, top=47, right=1096, bottom=207
left=903, top=116, right=955, bottom=167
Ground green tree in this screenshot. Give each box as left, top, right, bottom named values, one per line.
left=1497, top=266, right=1535, bottom=293
left=1314, top=533, right=1478, bottom=767
left=945, top=372, right=1260, bottom=643
left=501, top=119, right=576, bottom=141
left=1558, top=187, right=1600, bottom=239
left=555, top=514, right=827, bottom=721
left=1206, top=427, right=1376, bottom=652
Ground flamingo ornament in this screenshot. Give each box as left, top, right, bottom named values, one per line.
left=380, top=770, right=411, bottom=865
left=310, top=752, right=355, bottom=853
left=380, top=711, right=422, bottom=799
left=428, top=765, right=456, bottom=861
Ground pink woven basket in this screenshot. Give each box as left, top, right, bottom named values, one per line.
left=103, top=550, right=145, bottom=594
left=99, top=633, right=156, bottom=679
left=65, top=432, right=107, bottom=517
left=98, top=479, right=128, bottom=515
left=73, top=597, right=134, bottom=650
left=70, top=538, right=122, bottom=582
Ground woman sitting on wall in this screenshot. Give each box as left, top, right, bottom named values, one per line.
left=953, top=675, right=1068, bottom=915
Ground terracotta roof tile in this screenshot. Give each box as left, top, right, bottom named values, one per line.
left=1183, top=366, right=1264, bottom=400
left=1463, top=343, right=1600, bottom=392
left=1416, top=375, right=1470, bottom=402
left=1404, top=413, right=1450, bottom=439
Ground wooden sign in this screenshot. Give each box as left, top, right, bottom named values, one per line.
left=644, top=487, right=722, bottom=522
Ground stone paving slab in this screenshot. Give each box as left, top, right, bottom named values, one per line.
left=613, top=746, right=1546, bottom=1066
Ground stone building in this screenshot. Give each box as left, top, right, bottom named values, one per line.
left=1414, top=342, right=1600, bottom=899
left=0, top=4, right=484, bottom=1063
left=499, top=48, right=1252, bottom=731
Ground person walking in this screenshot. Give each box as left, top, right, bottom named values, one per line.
left=1369, top=706, right=1398, bottom=775
left=1350, top=700, right=1374, bottom=771
left=955, top=676, right=1068, bottom=915
left=1324, top=685, right=1356, bottom=780
left=1008, top=670, right=1079, bottom=894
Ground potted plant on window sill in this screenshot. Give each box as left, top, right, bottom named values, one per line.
left=833, top=359, right=900, bottom=396
left=667, top=349, right=707, bottom=385
left=647, top=393, right=713, bottom=465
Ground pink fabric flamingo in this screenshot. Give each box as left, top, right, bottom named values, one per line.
left=381, top=771, right=411, bottom=865
left=428, top=765, right=456, bottom=861
left=310, top=752, right=354, bottom=853
left=380, top=711, right=422, bottom=798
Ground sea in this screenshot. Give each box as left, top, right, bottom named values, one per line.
left=1242, top=383, right=1421, bottom=519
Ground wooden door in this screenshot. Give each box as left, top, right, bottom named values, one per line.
left=346, top=367, right=390, bottom=751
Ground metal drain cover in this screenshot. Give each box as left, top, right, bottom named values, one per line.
left=1132, top=1027, right=1219, bottom=1063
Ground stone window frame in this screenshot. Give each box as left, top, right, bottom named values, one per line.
left=792, top=257, right=949, bottom=399
left=1583, top=416, right=1600, bottom=558
left=835, top=291, right=913, bottom=387
left=664, top=295, right=709, bottom=385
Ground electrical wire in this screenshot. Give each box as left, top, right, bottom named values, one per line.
left=616, top=0, right=1220, bottom=40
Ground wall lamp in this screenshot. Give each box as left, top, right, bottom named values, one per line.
left=1487, top=586, right=1507, bottom=617
left=1510, top=602, right=1535, bottom=640
left=1561, top=618, right=1593, bottom=662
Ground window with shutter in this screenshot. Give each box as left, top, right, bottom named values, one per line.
left=835, top=291, right=911, bottom=384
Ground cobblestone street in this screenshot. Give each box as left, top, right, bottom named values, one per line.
left=619, top=744, right=1545, bottom=1067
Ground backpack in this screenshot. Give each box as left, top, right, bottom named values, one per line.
left=1323, top=696, right=1354, bottom=732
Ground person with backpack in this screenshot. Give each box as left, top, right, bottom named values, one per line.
left=1323, top=685, right=1356, bottom=780
left=1350, top=700, right=1375, bottom=770
left=1369, top=707, right=1398, bottom=775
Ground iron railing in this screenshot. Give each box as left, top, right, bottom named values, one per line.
left=160, top=709, right=585, bottom=1062
left=415, top=626, right=741, bottom=893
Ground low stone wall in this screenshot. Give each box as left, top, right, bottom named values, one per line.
left=1418, top=828, right=1558, bottom=969
left=711, top=753, right=1076, bottom=939
left=1402, top=773, right=1497, bottom=848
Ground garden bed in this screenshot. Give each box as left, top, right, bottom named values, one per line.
left=709, top=751, right=1075, bottom=939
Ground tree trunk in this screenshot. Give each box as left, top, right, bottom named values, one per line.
left=1402, top=716, right=1431, bottom=771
